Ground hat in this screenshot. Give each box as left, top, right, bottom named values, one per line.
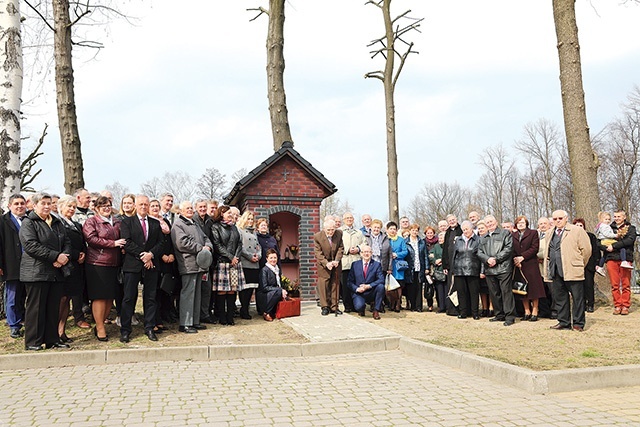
left=196, top=249, right=213, bottom=269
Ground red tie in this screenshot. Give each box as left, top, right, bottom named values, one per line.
left=141, top=217, right=148, bottom=241
left=363, top=263, right=368, bottom=277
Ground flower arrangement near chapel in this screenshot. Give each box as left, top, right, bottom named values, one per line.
left=280, top=275, right=299, bottom=292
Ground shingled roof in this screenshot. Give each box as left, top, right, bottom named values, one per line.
left=224, top=141, right=337, bottom=205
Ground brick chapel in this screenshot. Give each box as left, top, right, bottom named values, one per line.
left=224, top=141, right=336, bottom=300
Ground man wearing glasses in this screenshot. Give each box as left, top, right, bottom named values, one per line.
left=542, top=210, right=591, bottom=331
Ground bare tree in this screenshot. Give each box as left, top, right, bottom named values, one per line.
left=196, top=167, right=226, bottom=200
left=248, top=1, right=293, bottom=150
left=320, top=193, right=351, bottom=221
left=552, top=0, right=601, bottom=229
left=140, top=171, right=196, bottom=204
left=21, top=124, right=48, bottom=192
left=365, top=0, right=423, bottom=224
left=103, top=181, right=129, bottom=205
left=477, top=144, right=515, bottom=223
left=0, top=0, right=23, bottom=207
left=598, top=86, right=640, bottom=216
left=514, top=119, right=564, bottom=216
left=139, top=176, right=162, bottom=199
left=407, top=182, right=471, bottom=227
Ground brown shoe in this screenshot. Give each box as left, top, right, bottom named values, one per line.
left=549, top=323, right=570, bottom=330
left=263, top=313, right=273, bottom=322
left=613, top=307, right=622, bottom=315
left=621, top=307, right=629, bottom=315
left=372, top=311, right=381, bottom=320
left=76, top=320, right=91, bottom=329
left=572, top=325, right=584, bottom=332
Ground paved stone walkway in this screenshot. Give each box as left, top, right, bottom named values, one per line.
left=2, top=349, right=639, bottom=426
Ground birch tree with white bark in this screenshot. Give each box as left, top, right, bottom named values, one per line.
left=0, top=0, right=22, bottom=208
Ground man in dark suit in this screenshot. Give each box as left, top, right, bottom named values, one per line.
left=347, top=245, right=384, bottom=320
left=313, top=218, right=344, bottom=316
left=120, top=195, right=165, bottom=342
left=0, top=194, right=27, bottom=338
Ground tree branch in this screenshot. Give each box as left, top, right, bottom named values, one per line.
left=21, top=124, right=48, bottom=191
left=23, top=0, right=56, bottom=32
left=247, top=7, right=269, bottom=22
left=364, top=71, right=384, bottom=81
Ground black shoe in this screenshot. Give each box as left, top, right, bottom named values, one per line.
left=489, top=316, right=505, bottom=322
left=192, top=324, right=207, bottom=330
left=120, top=332, right=130, bottom=343
left=503, top=320, right=514, bottom=326
left=332, top=309, right=343, bottom=316
left=358, top=311, right=365, bottom=316
left=200, top=317, right=216, bottom=324
left=10, top=328, right=23, bottom=339
left=522, top=314, right=532, bottom=321
left=473, top=315, right=480, bottom=320
left=45, top=341, right=70, bottom=349
left=321, top=307, right=330, bottom=316
left=179, top=326, right=198, bottom=334
left=59, top=334, right=74, bottom=343
left=550, top=323, right=570, bottom=330
left=240, top=313, right=252, bottom=320
left=344, top=308, right=353, bottom=313
left=145, top=330, right=158, bottom=341
left=586, top=305, right=594, bottom=313
left=550, top=312, right=558, bottom=320
left=529, top=315, right=538, bottom=322
left=25, top=345, right=42, bottom=351
left=457, top=315, right=467, bottom=319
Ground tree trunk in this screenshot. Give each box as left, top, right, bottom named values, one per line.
left=382, top=1, right=399, bottom=224
left=0, top=0, right=22, bottom=207
left=53, top=0, right=85, bottom=194
left=552, top=0, right=600, bottom=229
left=266, top=0, right=292, bottom=151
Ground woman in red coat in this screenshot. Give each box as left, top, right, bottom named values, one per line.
left=512, top=215, right=546, bottom=321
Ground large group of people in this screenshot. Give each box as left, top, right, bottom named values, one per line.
left=315, top=209, right=635, bottom=332
left=0, top=187, right=636, bottom=350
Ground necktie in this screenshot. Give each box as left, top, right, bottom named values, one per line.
left=141, top=217, right=148, bottom=241
left=363, top=263, right=368, bottom=277
left=556, top=228, right=562, bottom=236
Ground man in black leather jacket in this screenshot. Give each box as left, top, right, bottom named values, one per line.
left=478, top=215, right=515, bottom=326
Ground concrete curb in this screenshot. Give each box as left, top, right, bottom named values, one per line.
left=398, top=337, right=640, bottom=394
left=0, top=337, right=400, bottom=371
left=2, top=336, right=639, bottom=394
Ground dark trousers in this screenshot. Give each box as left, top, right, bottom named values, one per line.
left=121, top=270, right=158, bottom=334
left=239, top=288, right=254, bottom=317
left=486, top=272, right=516, bottom=322
left=552, top=276, right=585, bottom=328
left=200, top=274, right=212, bottom=320
left=584, top=269, right=595, bottom=309
left=24, top=281, right=63, bottom=348
left=352, top=285, right=385, bottom=312
left=434, top=280, right=447, bottom=312
left=70, top=294, right=85, bottom=323
left=406, top=272, right=423, bottom=311
left=454, top=275, right=480, bottom=317
left=341, top=270, right=354, bottom=311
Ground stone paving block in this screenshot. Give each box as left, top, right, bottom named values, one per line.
left=0, top=349, right=107, bottom=370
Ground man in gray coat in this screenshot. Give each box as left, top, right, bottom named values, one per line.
left=171, top=201, right=212, bottom=334
left=478, top=215, right=515, bottom=326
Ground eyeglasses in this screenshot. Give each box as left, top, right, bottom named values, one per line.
left=552, top=217, right=565, bottom=221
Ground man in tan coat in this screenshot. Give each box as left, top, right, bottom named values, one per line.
left=314, top=218, right=344, bottom=316
left=542, top=210, right=591, bottom=331
left=340, top=212, right=365, bottom=313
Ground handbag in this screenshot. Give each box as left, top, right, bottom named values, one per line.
left=447, top=274, right=459, bottom=306
left=395, top=260, right=410, bottom=271
left=160, top=273, right=178, bottom=294
left=433, top=269, right=446, bottom=282
left=275, top=297, right=301, bottom=319
left=511, top=267, right=528, bottom=296
left=385, top=273, right=401, bottom=291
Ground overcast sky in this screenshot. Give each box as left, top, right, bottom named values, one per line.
left=21, top=0, right=640, bottom=221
